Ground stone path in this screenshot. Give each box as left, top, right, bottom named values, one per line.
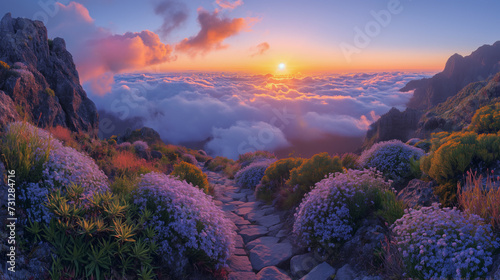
left=201, top=165, right=379, bottom=280
left=202, top=167, right=297, bottom=280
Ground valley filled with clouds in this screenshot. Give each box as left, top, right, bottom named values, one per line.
left=91, top=71, right=431, bottom=159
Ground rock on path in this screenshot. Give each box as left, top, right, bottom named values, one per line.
left=201, top=166, right=295, bottom=279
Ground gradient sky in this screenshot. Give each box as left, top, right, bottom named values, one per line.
left=2, top=0, right=500, bottom=74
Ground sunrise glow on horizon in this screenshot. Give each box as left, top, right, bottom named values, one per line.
left=3, top=0, right=500, bottom=77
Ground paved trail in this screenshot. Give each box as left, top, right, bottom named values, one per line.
left=202, top=167, right=298, bottom=280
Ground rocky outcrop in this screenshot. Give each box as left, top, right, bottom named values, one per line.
left=119, top=127, right=162, bottom=145
left=363, top=107, right=422, bottom=148
left=0, top=90, right=19, bottom=127
left=404, top=41, right=500, bottom=110
left=364, top=41, right=500, bottom=147
left=0, top=13, right=98, bottom=136
left=414, top=72, right=500, bottom=138
left=397, top=179, right=439, bottom=209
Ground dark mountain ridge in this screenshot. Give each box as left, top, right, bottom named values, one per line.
left=364, top=41, right=500, bottom=147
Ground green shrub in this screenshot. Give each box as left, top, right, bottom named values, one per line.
left=280, top=153, right=342, bottom=209
left=110, top=175, right=138, bottom=197
left=238, top=150, right=276, bottom=167
left=0, top=60, right=10, bottom=70
left=107, top=138, right=117, bottom=146
left=0, top=121, right=51, bottom=185
left=171, top=161, right=209, bottom=193
left=374, top=189, right=406, bottom=225
left=151, top=144, right=180, bottom=163
left=414, top=140, right=431, bottom=152
left=470, top=102, right=500, bottom=134
left=421, top=131, right=500, bottom=205
left=207, top=156, right=239, bottom=178
left=255, top=157, right=304, bottom=203
left=44, top=87, right=55, bottom=97
left=24, top=185, right=159, bottom=279
left=287, top=152, right=342, bottom=191
left=341, top=153, right=359, bottom=170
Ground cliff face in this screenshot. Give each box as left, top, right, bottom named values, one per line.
left=363, top=107, right=422, bottom=149
left=403, top=41, right=500, bottom=110
left=364, top=41, right=500, bottom=147
left=0, top=13, right=98, bottom=136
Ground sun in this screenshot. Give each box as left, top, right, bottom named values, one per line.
left=278, top=63, right=286, bottom=70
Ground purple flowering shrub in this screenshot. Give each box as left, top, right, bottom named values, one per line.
left=117, top=141, right=132, bottom=150
left=4, top=122, right=109, bottom=224
left=133, top=172, right=235, bottom=273
left=392, top=203, right=499, bottom=279
left=235, top=159, right=275, bottom=188
left=358, top=140, right=424, bottom=184
left=293, top=169, right=391, bottom=249
left=181, top=153, right=198, bottom=165
left=133, top=140, right=149, bottom=152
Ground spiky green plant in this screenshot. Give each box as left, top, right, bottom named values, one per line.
left=27, top=186, right=160, bottom=279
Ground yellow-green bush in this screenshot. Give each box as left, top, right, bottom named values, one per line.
left=279, top=153, right=342, bottom=209
left=255, top=157, right=304, bottom=202
left=421, top=131, right=500, bottom=205
left=238, top=150, right=276, bottom=167
left=0, top=121, right=51, bottom=185
left=44, top=87, right=55, bottom=97
left=470, top=102, right=500, bottom=134
left=341, top=153, right=359, bottom=169
left=287, top=152, right=342, bottom=190
left=171, top=161, right=209, bottom=193
left=207, top=156, right=239, bottom=178
left=0, top=60, right=10, bottom=70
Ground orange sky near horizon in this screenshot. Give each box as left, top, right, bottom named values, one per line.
left=147, top=48, right=446, bottom=74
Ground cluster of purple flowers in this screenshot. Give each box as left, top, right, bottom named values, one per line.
left=358, top=140, right=424, bottom=182
left=8, top=122, right=109, bottom=224
left=133, top=172, right=235, bottom=272
left=392, top=203, right=499, bottom=279
left=117, top=141, right=132, bottom=150
left=235, top=159, right=275, bottom=188
left=132, top=140, right=149, bottom=152
left=293, top=168, right=390, bottom=248
left=182, top=153, right=198, bottom=165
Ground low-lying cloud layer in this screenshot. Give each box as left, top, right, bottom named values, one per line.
left=89, top=72, right=431, bottom=159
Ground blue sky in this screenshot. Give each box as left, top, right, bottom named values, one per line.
left=2, top=0, right=500, bottom=72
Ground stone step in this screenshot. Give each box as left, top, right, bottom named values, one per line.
left=239, top=225, right=269, bottom=243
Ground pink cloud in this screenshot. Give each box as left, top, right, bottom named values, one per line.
left=44, top=2, right=175, bottom=95
left=251, top=42, right=270, bottom=57
left=78, top=31, right=175, bottom=95
left=176, top=9, right=252, bottom=56
left=215, top=0, right=244, bottom=10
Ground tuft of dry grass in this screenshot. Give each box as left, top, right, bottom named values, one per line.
left=112, top=150, right=155, bottom=178
left=458, top=170, right=500, bottom=232
left=381, top=235, right=406, bottom=279
left=47, top=125, right=76, bottom=148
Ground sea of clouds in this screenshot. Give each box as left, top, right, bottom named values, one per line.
left=89, top=72, right=431, bottom=159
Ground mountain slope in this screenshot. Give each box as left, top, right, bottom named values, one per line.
left=364, top=41, right=500, bottom=147
left=403, top=41, right=500, bottom=110
left=0, top=13, right=99, bottom=136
